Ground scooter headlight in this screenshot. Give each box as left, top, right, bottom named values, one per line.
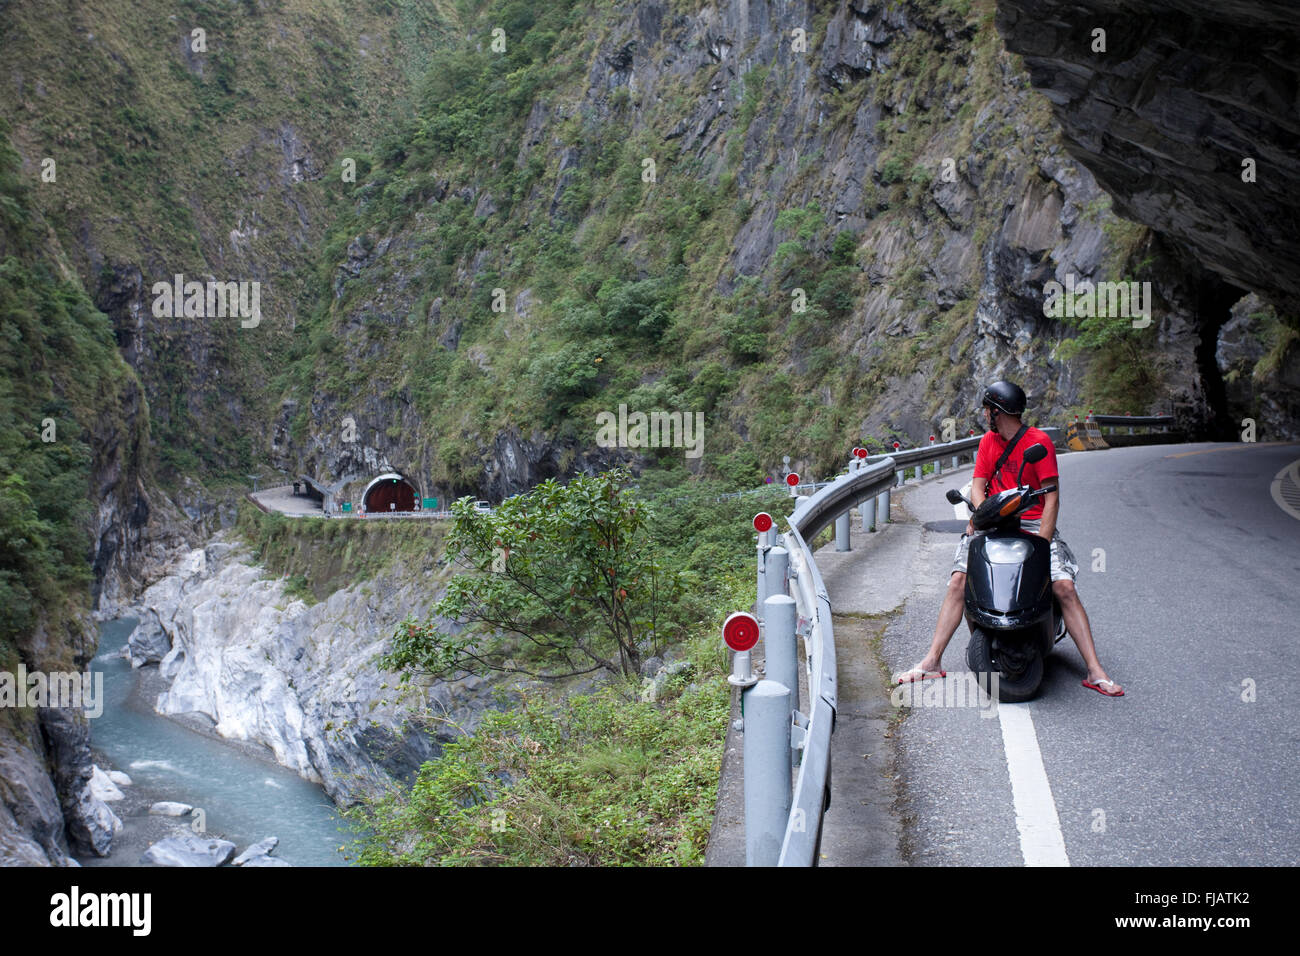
left=984, top=538, right=1032, bottom=564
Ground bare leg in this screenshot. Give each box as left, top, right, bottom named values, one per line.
left=907, top=571, right=966, bottom=674
left=1053, top=579, right=1122, bottom=692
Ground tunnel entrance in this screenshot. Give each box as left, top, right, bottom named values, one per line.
left=1193, top=275, right=1248, bottom=441
left=362, top=473, right=418, bottom=513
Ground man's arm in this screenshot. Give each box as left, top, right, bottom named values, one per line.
left=965, top=476, right=988, bottom=535
left=1038, top=480, right=1059, bottom=540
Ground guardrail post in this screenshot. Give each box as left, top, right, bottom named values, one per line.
left=834, top=511, right=850, bottom=551
left=951, top=454, right=959, bottom=469
left=878, top=488, right=890, bottom=524
left=896, top=469, right=904, bottom=487
left=764, top=547, right=789, bottom=605
left=935, top=456, right=943, bottom=476
left=764, top=594, right=799, bottom=718
left=756, top=540, right=768, bottom=620
left=744, top=679, right=792, bottom=867
left=862, top=495, right=876, bottom=532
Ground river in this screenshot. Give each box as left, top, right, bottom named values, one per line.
left=82, top=617, right=352, bottom=866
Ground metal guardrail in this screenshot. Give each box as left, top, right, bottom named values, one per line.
left=777, top=457, right=895, bottom=866
left=356, top=510, right=455, bottom=519
left=1091, top=414, right=1172, bottom=428
left=1090, top=414, right=1174, bottom=436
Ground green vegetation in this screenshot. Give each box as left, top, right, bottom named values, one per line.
left=234, top=504, right=449, bottom=603
left=345, top=637, right=730, bottom=865
left=0, top=123, right=143, bottom=683
left=380, top=467, right=798, bottom=682
left=0, top=0, right=447, bottom=486
left=383, top=469, right=672, bottom=679
left=1048, top=204, right=1163, bottom=409
left=281, top=0, right=909, bottom=491
left=348, top=472, right=795, bottom=865
left=1250, top=304, right=1298, bottom=382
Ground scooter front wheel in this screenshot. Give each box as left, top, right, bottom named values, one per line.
left=967, top=627, right=1043, bottom=702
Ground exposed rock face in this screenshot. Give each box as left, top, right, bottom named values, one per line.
left=0, top=707, right=122, bottom=864
left=993, top=1, right=1300, bottom=317
left=1218, top=293, right=1300, bottom=437
left=134, top=536, right=500, bottom=803
left=126, top=613, right=173, bottom=669
left=0, top=721, right=77, bottom=866
left=290, top=0, right=1256, bottom=490
left=0, top=279, right=209, bottom=867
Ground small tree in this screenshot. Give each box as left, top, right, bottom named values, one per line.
left=381, top=468, right=679, bottom=682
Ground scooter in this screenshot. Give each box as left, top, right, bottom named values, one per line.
left=945, top=443, right=1066, bottom=702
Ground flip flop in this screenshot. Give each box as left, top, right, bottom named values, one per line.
left=1082, top=678, right=1124, bottom=697
left=896, top=667, right=946, bottom=685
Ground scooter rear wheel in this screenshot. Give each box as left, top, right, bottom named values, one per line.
left=967, top=627, right=1043, bottom=702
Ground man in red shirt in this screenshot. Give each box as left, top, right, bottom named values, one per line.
left=896, top=381, right=1124, bottom=696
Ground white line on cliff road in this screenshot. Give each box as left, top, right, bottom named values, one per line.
left=998, top=702, right=1070, bottom=866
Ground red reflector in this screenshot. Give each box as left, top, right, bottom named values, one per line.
left=786, top=473, right=800, bottom=487
left=723, top=612, right=760, bottom=652
left=753, top=512, right=773, bottom=533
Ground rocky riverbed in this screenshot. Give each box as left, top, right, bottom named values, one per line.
left=79, top=760, right=289, bottom=868
left=123, top=533, right=502, bottom=804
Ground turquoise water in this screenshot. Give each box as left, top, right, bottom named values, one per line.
left=90, top=617, right=353, bottom=866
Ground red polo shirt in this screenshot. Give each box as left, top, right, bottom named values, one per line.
left=973, top=426, right=1058, bottom=520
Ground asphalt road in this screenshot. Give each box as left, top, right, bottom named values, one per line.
left=882, top=440, right=1300, bottom=866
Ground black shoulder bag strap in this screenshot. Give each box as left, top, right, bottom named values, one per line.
left=989, top=424, right=1029, bottom=487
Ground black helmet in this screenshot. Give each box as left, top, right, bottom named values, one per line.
left=983, top=380, right=1027, bottom=416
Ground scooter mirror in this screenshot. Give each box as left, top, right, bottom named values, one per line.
left=945, top=489, right=964, bottom=505
left=1023, top=443, right=1048, bottom=464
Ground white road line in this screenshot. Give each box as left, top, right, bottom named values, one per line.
left=998, top=702, right=1070, bottom=866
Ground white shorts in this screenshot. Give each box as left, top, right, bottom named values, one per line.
left=952, top=518, right=1078, bottom=582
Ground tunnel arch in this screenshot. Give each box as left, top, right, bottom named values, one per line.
left=361, top=473, right=418, bottom=513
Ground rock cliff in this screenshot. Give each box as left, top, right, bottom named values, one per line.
left=131, top=536, right=496, bottom=803
left=284, top=0, right=1286, bottom=499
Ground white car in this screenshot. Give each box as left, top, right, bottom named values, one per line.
left=473, top=500, right=491, bottom=512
